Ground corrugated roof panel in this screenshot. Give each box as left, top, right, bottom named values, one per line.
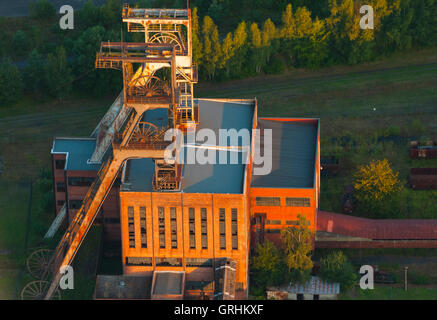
left=287, top=276, right=340, bottom=295
left=318, top=211, right=437, bottom=240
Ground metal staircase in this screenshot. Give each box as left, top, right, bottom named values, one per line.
left=21, top=4, right=198, bottom=300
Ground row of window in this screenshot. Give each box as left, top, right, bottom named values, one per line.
left=125, top=257, right=214, bottom=268
left=127, top=207, right=239, bottom=251
left=56, top=178, right=121, bottom=192
left=56, top=178, right=94, bottom=192
left=265, top=219, right=311, bottom=226
left=255, top=197, right=311, bottom=207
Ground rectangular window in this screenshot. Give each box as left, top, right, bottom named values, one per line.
left=189, top=208, right=195, bottom=249
left=68, top=177, right=94, bottom=187
left=286, top=220, right=299, bottom=225
left=68, top=200, right=82, bottom=210
left=125, top=257, right=152, bottom=266
left=265, top=228, right=281, bottom=234
left=56, top=182, right=66, bottom=192
left=286, top=197, right=310, bottom=207
left=285, top=220, right=310, bottom=226
left=219, top=208, right=226, bottom=250
left=155, top=257, right=182, bottom=267
left=185, top=258, right=213, bottom=268
left=128, top=206, right=135, bottom=248
left=55, top=159, right=65, bottom=170
left=158, top=207, right=165, bottom=249
left=57, top=200, right=65, bottom=206
left=256, top=197, right=281, bottom=206
left=201, top=208, right=207, bottom=249
left=266, top=220, right=281, bottom=225
left=140, top=207, right=147, bottom=248
left=231, top=208, right=238, bottom=250
left=170, top=207, right=177, bottom=249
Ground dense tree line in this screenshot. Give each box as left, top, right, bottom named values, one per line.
left=0, top=0, right=437, bottom=105
left=192, top=0, right=437, bottom=80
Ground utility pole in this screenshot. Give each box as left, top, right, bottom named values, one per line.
left=404, top=266, right=408, bottom=291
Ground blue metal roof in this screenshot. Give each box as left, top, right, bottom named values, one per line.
left=124, top=99, right=255, bottom=194
left=142, top=107, right=169, bottom=128
left=122, top=158, right=155, bottom=192
left=251, top=119, right=318, bottom=189
left=51, top=138, right=100, bottom=171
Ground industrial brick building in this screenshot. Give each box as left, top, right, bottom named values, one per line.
left=49, top=102, right=320, bottom=299
left=22, top=5, right=320, bottom=300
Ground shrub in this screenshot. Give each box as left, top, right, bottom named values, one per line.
left=319, top=251, right=357, bottom=291
left=251, top=240, right=288, bottom=288
left=13, top=30, right=29, bottom=57
left=0, top=57, right=24, bottom=106
left=383, top=125, right=401, bottom=137
left=30, top=0, right=56, bottom=20
left=412, top=274, right=430, bottom=285
left=264, top=55, right=285, bottom=74
left=411, top=119, right=426, bottom=136
left=354, top=159, right=402, bottom=203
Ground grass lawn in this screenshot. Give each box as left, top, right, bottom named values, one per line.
left=0, top=47, right=437, bottom=299
left=340, top=285, right=437, bottom=300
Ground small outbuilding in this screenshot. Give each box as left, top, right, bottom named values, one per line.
left=266, top=276, right=340, bottom=300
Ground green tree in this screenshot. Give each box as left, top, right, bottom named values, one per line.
left=25, top=49, right=45, bottom=98
left=29, top=26, right=45, bottom=50
left=294, top=7, right=314, bottom=38
left=30, top=0, right=56, bottom=20
left=292, top=17, right=329, bottom=68
left=233, top=21, right=248, bottom=50
left=325, top=0, right=361, bottom=63
left=73, top=26, right=121, bottom=95
left=227, top=21, right=248, bottom=77
left=251, top=240, right=287, bottom=288
left=218, top=32, right=234, bottom=78
left=281, top=3, right=296, bottom=39
left=250, top=22, right=262, bottom=48
left=375, top=0, right=414, bottom=54
left=191, top=7, right=203, bottom=66
left=262, top=18, right=277, bottom=63
left=281, top=215, right=313, bottom=284
left=78, top=0, right=102, bottom=30
left=13, top=30, right=29, bottom=57
left=319, top=251, right=357, bottom=291
left=249, top=23, right=264, bottom=74
left=44, top=46, right=73, bottom=100
left=0, top=57, right=24, bottom=106
left=102, top=0, right=122, bottom=30
left=201, top=16, right=221, bottom=79
left=354, top=159, right=402, bottom=203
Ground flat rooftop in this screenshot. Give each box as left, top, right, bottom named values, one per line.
left=51, top=137, right=100, bottom=171
left=123, top=98, right=255, bottom=194
left=94, top=275, right=152, bottom=299
left=251, top=119, right=319, bottom=189
left=152, top=271, right=184, bottom=296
